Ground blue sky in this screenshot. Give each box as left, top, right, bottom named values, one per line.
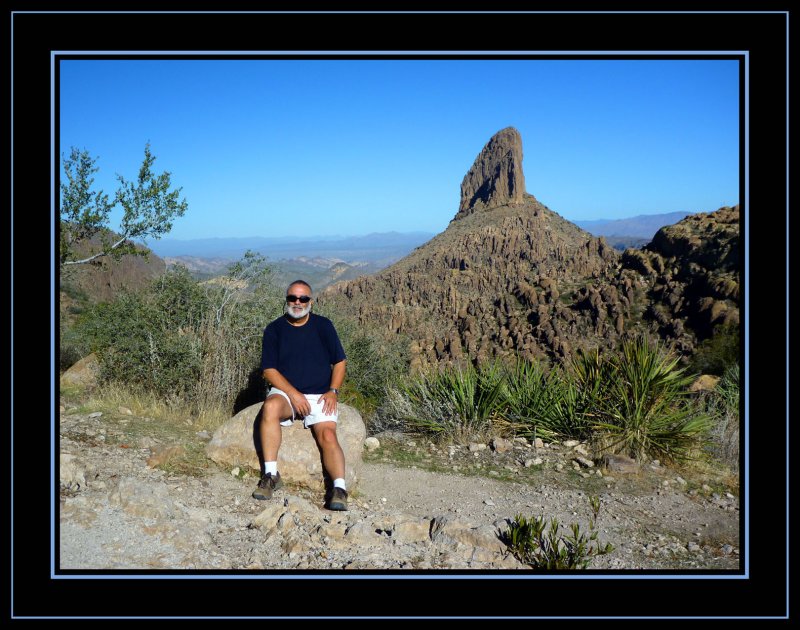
left=58, top=58, right=740, bottom=241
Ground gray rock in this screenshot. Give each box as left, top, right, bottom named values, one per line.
left=205, top=402, right=366, bottom=491
left=602, top=453, right=640, bottom=474
left=60, top=353, right=101, bottom=389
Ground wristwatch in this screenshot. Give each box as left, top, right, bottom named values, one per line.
left=329, top=388, right=340, bottom=395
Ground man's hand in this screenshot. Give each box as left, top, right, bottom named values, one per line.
left=289, top=391, right=312, bottom=417
left=318, top=390, right=338, bottom=416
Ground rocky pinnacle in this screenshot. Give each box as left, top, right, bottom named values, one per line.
left=454, top=126, right=526, bottom=221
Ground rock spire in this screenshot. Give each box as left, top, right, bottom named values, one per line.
left=454, top=126, right=526, bottom=221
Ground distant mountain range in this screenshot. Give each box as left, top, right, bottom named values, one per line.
left=575, top=212, right=696, bottom=250
left=149, top=231, right=436, bottom=262
left=151, top=231, right=437, bottom=290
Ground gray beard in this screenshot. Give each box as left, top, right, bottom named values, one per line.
left=286, top=304, right=311, bottom=319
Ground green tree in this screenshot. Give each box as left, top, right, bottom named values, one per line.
left=60, top=143, right=188, bottom=268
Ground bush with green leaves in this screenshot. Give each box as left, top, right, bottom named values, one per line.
left=499, top=359, right=594, bottom=442
left=383, top=361, right=506, bottom=442
left=498, top=358, right=556, bottom=439
left=73, top=253, right=285, bottom=413
left=591, top=335, right=713, bottom=463
left=503, top=496, right=614, bottom=569
left=688, top=323, right=740, bottom=376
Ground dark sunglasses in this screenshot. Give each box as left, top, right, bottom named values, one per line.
left=286, top=294, right=312, bottom=303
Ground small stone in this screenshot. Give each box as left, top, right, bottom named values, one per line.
left=364, top=437, right=380, bottom=451
left=231, top=467, right=240, bottom=477
left=88, top=412, right=103, bottom=418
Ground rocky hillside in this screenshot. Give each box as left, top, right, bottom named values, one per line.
left=60, top=232, right=167, bottom=328
left=622, top=205, right=740, bottom=355
left=320, top=128, right=739, bottom=369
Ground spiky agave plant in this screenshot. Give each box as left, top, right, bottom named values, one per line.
left=500, top=357, right=560, bottom=441
left=592, top=335, right=712, bottom=464
left=400, top=361, right=506, bottom=442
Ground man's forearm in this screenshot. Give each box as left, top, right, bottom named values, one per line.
left=263, top=368, right=299, bottom=395
left=330, top=360, right=346, bottom=390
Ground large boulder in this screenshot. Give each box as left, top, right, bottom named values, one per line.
left=60, top=352, right=101, bottom=389
left=205, top=402, right=366, bottom=491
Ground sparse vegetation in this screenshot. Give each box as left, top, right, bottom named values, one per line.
left=382, top=361, right=505, bottom=443
left=695, top=364, right=740, bottom=473
left=503, top=496, right=614, bottom=569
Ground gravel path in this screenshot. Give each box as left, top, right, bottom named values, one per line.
left=59, top=408, right=740, bottom=571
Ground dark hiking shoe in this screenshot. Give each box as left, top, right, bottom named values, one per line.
left=252, top=472, right=283, bottom=500
left=327, top=487, right=348, bottom=511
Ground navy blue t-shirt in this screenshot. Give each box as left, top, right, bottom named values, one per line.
left=260, top=313, right=346, bottom=394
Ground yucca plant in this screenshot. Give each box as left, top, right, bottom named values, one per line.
left=500, top=358, right=558, bottom=440
left=546, top=360, right=605, bottom=441
left=399, top=361, right=506, bottom=442
left=500, top=358, right=600, bottom=442
left=592, top=335, right=713, bottom=463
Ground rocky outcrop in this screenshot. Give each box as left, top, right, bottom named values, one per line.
left=454, top=127, right=526, bottom=221
left=620, top=205, right=740, bottom=353
left=205, top=402, right=367, bottom=491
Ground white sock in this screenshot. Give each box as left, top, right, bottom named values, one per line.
left=264, top=461, right=278, bottom=476
left=333, top=478, right=346, bottom=491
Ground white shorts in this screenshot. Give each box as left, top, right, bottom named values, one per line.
left=267, top=387, right=339, bottom=429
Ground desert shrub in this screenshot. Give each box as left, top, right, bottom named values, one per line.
left=73, top=253, right=284, bottom=415
left=503, top=496, right=614, bottom=569
left=498, top=358, right=553, bottom=438
left=499, top=360, right=581, bottom=441
left=59, top=321, right=91, bottom=373
left=501, top=351, right=612, bottom=442
left=385, top=361, right=505, bottom=443
left=591, top=335, right=713, bottom=463
left=696, top=364, right=740, bottom=472
left=76, top=268, right=208, bottom=399
left=688, top=323, right=740, bottom=376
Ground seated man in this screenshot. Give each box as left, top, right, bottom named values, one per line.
left=253, top=280, right=348, bottom=511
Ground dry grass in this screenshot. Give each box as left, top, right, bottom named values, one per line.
left=65, top=382, right=232, bottom=433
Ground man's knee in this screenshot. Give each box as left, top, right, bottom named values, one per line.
left=262, top=396, right=289, bottom=423
left=314, top=423, right=339, bottom=446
